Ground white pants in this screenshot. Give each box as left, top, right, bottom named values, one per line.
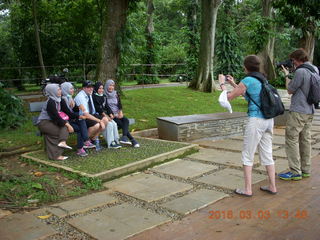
left=242, top=117, right=274, bottom=166
left=102, top=120, right=119, bottom=147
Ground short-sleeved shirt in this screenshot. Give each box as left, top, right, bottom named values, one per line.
left=241, top=76, right=264, bottom=119
left=288, top=62, right=318, bottom=115
left=74, top=90, right=96, bottom=115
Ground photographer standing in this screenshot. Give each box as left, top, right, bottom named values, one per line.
left=219, top=55, right=277, bottom=197
left=278, top=49, right=319, bottom=180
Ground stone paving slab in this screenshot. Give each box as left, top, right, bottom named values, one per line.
left=195, top=168, right=266, bottom=190
left=273, top=147, right=319, bottom=159
left=312, top=142, right=320, bottom=150
left=104, top=173, right=193, bottom=202
left=254, top=159, right=289, bottom=174
left=273, top=128, right=286, bottom=136
left=68, top=203, right=170, bottom=240
left=161, top=189, right=228, bottom=215
left=311, top=126, right=320, bottom=132
left=0, top=213, right=57, bottom=240
left=152, top=159, right=218, bottom=179
left=194, top=139, right=279, bottom=152
left=48, top=190, right=117, bottom=218
left=232, top=135, right=286, bottom=145
left=188, top=148, right=259, bottom=167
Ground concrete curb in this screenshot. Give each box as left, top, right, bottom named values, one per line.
left=21, top=138, right=198, bottom=181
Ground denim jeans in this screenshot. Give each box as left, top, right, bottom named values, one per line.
left=70, top=119, right=89, bottom=149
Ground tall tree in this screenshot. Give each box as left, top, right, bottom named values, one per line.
left=273, top=0, right=320, bottom=62
left=189, top=0, right=223, bottom=92
left=143, top=0, right=158, bottom=84
left=258, top=0, right=275, bottom=80
left=32, top=0, right=46, bottom=80
left=97, top=0, right=138, bottom=83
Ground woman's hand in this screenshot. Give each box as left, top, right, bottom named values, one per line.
left=118, top=111, right=124, bottom=119
left=79, top=115, right=86, bottom=120
left=66, top=123, right=74, bottom=133
left=281, top=65, right=289, bottom=76
left=218, top=74, right=226, bottom=85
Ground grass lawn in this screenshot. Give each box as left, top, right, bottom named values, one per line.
left=26, top=138, right=190, bottom=174
left=0, top=86, right=247, bottom=151
left=121, top=86, right=247, bottom=130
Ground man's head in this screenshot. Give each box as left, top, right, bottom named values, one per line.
left=243, top=55, right=261, bottom=73
left=289, top=48, right=308, bottom=67
left=82, top=80, right=94, bottom=95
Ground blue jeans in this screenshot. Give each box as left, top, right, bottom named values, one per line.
left=70, top=119, right=89, bottom=149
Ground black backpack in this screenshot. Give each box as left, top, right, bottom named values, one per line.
left=297, top=64, right=320, bottom=105
left=246, top=72, right=285, bottom=119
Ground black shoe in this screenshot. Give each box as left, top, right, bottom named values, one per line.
left=119, top=136, right=132, bottom=145
left=131, top=139, right=140, bottom=148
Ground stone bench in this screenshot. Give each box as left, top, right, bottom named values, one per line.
left=157, top=112, right=248, bottom=142
left=274, top=103, right=290, bottom=126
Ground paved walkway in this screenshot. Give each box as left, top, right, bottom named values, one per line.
left=18, top=82, right=188, bottom=100
left=1, top=112, right=320, bottom=240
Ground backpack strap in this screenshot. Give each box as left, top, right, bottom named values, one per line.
left=245, top=72, right=266, bottom=110
left=297, top=64, right=317, bottom=73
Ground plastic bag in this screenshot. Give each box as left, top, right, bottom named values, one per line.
left=218, top=90, right=233, bottom=113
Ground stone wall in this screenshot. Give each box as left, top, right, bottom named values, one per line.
left=157, top=112, right=248, bottom=142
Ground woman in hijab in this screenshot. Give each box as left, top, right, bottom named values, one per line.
left=92, top=82, right=121, bottom=149
left=37, top=84, right=74, bottom=160
left=61, top=82, right=95, bottom=157
left=104, top=79, right=140, bottom=148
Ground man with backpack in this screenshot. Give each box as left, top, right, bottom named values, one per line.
left=278, top=48, right=319, bottom=181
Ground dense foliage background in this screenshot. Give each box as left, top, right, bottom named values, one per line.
left=0, top=0, right=319, bottom=89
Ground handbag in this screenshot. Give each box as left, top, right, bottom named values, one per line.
left=58, top=111, right=69, bottom=121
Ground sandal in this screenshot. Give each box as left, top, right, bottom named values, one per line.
left=234, top=188, right=252, bottom=197
left=56, top=156, right=68, bottom=161
left=260, top=186, right=277, bottom=195
left=58, top=142, right=72, bottom=150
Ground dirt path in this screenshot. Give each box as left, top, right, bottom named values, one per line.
left=129, top=156, right=320, bottom=240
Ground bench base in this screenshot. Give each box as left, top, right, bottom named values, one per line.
left=157, top=112, right=248, bottom=142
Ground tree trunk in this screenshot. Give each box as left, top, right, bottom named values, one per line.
left=258, top=0, right=276, bottom=81
left=32, top=0, right=46, bottom=80
left=144, top=0, right=157, bottom=84
left=189, top=0, right=222, bottom=92
left=96, top=0, right=130, bottom=83
left=300, top=31, right=315, bottom=63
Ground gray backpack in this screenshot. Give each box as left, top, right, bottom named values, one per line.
left=298, top=64, right=320, bottom=105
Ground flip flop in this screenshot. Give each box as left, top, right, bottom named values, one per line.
left=260, top=186, right=277, bottom=195
left=234, top=188, right=252, bottom=197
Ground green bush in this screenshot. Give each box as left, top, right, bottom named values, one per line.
left=0, top=82, right=27, bottom=129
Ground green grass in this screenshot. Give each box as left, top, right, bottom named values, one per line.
left=0, top=86, right=247, bottom=150
left=27, top=138, right=189, bottom=174
left=121, top=86, right=247, bottom=130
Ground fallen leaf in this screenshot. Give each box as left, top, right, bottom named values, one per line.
left=37, top=214, right=52, bottom=219
left=34, top=172, right=44, bottom=177
left=32, top=183, right=43, bottom=190
left=64, top=180, right=74, bottom=185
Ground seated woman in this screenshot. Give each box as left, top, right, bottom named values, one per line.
left=61, top=82, right=95, bottom=157
left=92, top=82, right=121, bottom=149
left=37, top=83, right=74, bottom=160
left=104, top=79, right=140, bottom=147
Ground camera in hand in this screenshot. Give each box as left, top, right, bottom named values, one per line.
left=276, top=59, right=293, bottom=69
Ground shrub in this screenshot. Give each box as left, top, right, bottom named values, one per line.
left=0, top=82, right=27, bottom=129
